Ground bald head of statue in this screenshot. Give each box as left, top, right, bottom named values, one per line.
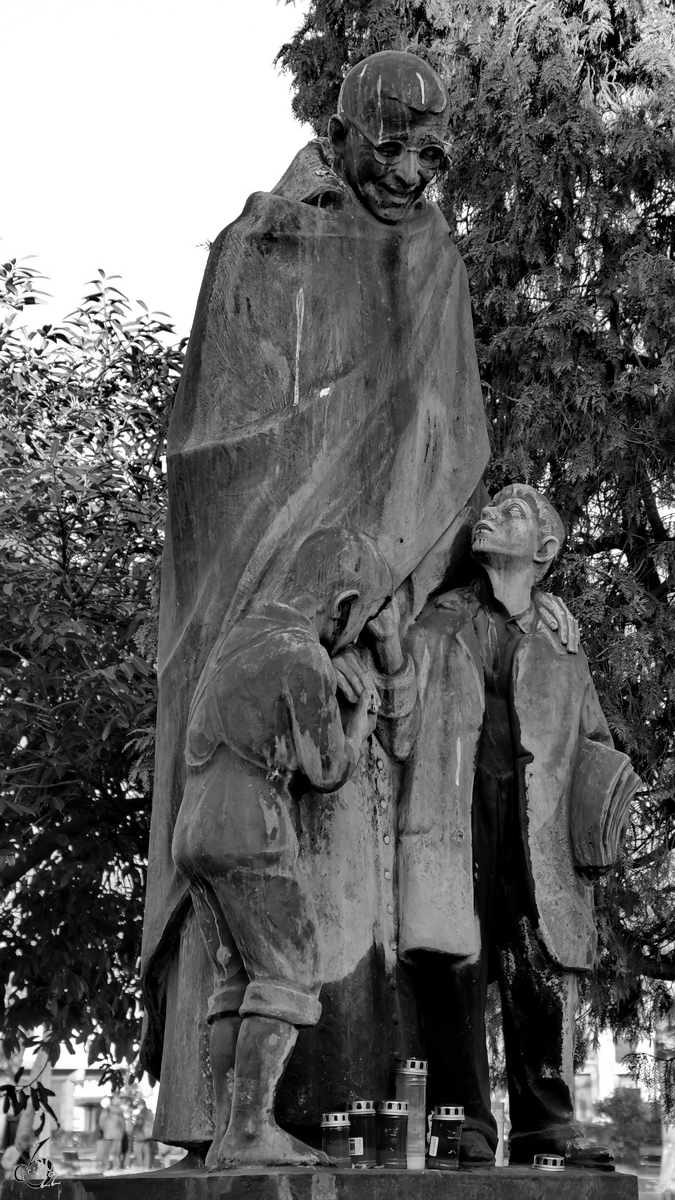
left=328, top=50, right=450, bottom=224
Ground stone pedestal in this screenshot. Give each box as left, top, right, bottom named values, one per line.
left=0, top=1165, right=638, bottom=1200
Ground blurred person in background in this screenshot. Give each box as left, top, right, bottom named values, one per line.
left=132, top=1102, right=156, bottom=1170
left=98, top=1099, right=126, bottom=1170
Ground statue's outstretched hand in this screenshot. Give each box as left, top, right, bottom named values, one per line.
left=536, top=592, right=580, bottom=654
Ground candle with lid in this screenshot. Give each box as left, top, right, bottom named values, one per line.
left=347, top=1100, right=376, bottom=1168
left=533, top=1153, right=565, bottom=1172
left=395, top=1057, right=428, bottom=1171
left=376, top=1100, right=408, bottom=1169
left=427, top=1105, right=464, bottom=1171
left=321, top=1112, right=351, bottom=1168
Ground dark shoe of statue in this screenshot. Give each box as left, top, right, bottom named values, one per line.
left=460, top=1129, right=496, bottom=1169
left=509, top=1133, right=615, bottom=1171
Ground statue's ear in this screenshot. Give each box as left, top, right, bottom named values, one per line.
left=534, top=535, right=559, bottom=570
left=331, top=588, right=360, bottom=632
left=328, top=115, right=348, bottom=158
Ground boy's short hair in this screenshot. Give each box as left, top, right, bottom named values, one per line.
left=492, top=483, right=564, bottom=581
left=292, top=526, right=392, bottom=605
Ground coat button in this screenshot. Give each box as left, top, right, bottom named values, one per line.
left=453, top=828, right=465, bottom=843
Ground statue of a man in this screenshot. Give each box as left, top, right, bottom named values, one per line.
left=395, top=485, right=640, bottom=1169
left=140, top=49, right=490, bottom=1148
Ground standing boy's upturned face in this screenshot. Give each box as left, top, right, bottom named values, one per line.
left=471, top=496, right=540, bottom=565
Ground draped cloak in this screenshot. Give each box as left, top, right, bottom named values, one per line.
left=140, top=140, right=490, bottom=1141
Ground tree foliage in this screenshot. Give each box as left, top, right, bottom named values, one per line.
left=3, top=0, right=675, bottom=1081
left=278, top=0, right=675, bottom=1047
left=594, top=1085, right=661, bottom=1164
left=0, top=259, right=184, bottom=1067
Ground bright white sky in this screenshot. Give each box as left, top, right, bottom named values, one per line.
left=3, top=0, right=312, bottom=336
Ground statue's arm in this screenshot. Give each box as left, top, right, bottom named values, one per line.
left=367, top=596, right=419, bottom=762
left=285, top=649, right=376, bottom=792
left=569, top=652, right=639, bottom=877
left=578, top=658, right=614, bottom=747
left=372, top=660, right=420, bottom=763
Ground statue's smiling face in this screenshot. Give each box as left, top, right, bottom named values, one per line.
left=339, top=111, right=446, bottom=224
left=471, top=496, right=540, bottom=564
left=343, top=114, right=444, bottom=225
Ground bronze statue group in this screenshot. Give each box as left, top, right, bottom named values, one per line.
left=139, top=51, right=639, bottom=1173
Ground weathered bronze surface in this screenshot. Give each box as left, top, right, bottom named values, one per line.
left=140, top=48, right=489, bottom=1152
left=139, top=47, right=636, bottom=1175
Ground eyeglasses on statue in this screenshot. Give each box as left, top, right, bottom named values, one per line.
left=342, top=114, right=449, bottom=170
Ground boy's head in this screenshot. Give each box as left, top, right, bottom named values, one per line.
left=471, top=483, right=564, bottom=582
left=290, top=526, right=392, bottom=652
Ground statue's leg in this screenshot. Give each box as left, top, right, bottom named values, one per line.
left=212, top=859, right=328, bottom=1168
left=205, top=1016, right=242, bottom=1167
left=188, top=882, right=248, bottom=1168
left=497, top=842, right=614, bottom=1169
left=429, top=769, right=524, bottom=1165
left=206, top=813, right=327, bottom=1167
left=175, top=760, right=327, bottom=1168
left=414, top=948, right=497, bottom=1164
left=498, top=924, right=578, bottom=1140
left=410, top=771, right=513, bottom=1167
left=218, top=1015, right=332, bottom=1167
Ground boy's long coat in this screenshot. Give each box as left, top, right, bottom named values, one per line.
left=401, top=588, right=614, bottom=971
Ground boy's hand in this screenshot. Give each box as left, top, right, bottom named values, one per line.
left=347, top=688, right=379, bottom=746
left=333, top=647, right=378, bottom=705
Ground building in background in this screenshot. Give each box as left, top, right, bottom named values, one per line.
left=575, top=1029, right=651, bottom=1123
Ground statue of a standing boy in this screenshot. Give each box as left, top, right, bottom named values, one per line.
left=172, top=527, right=391, bottom=1169
left=396, top=485, right=639, bottom=1170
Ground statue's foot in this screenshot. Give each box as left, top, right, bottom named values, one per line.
left=459, top=1129, right=495, bottom=1169
left=205, top=1135, right=225, bottom=1170
left=206, top=1110, right=234, bottom=1168
left=215, top=1124, right=332, bottom=1170
left=509, top=1132, right=615, bottom=1171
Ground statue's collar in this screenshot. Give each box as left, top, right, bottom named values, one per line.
left=271, top=138, right=348, bottom=208
left=434, top=578, right=537, bottom=636
left=472, top=574, right=537, bottom=634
